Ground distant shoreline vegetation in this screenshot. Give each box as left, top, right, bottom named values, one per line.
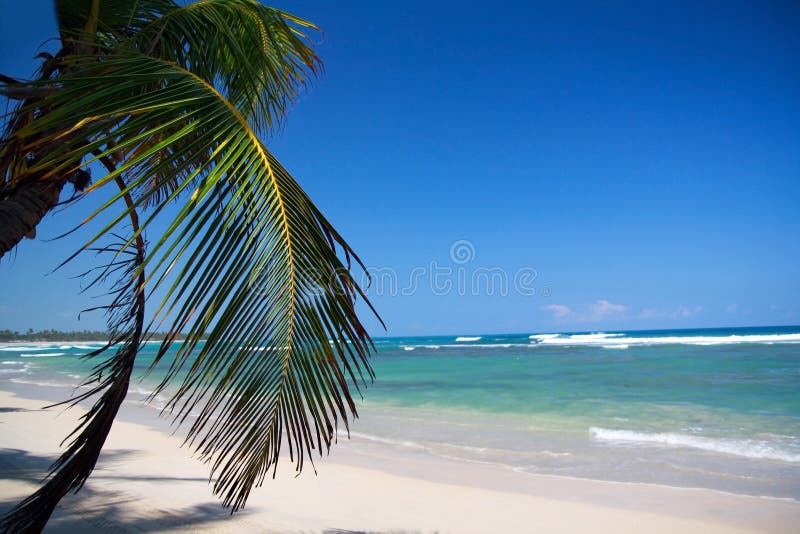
left=0, top=330, right=187, bottom=342
left=3, top=325, right=798, bottom=344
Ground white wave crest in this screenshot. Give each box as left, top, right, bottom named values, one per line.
left=20, top=352, right=66, bottom=358
left=568, top=333, right=625, bottom=340
left=406, top=343, right=523, bottom=349
left=589, top=427, right=800, bottom=463
left=540, top=333, right=800, bottom=347
left=402, top=346, right=415, bottom=351
left=345, top=431, right=428, bottom=451
left=455, top=336, right=482, bottom=342
left=0, top=343, right=103, bottom=352
left=9, top=378, right=73, bottom=388
left=0, top=345, right=57, bottom=352
left=0, top=365, right=30, bottom=374
left=529, top=334, right=560, bottom=340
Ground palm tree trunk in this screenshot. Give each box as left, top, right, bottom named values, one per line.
left=0, top=50, right=77, bottom=259
left=0, top=159, right=145, bottom=533
left=0, top=359, right=136, bottom=533
left=0, top=178, right=67, bottom=257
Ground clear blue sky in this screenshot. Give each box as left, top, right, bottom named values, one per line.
left=1, top=0, right=798, bottom=335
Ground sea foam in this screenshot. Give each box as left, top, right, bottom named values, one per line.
left=568, top=333, right=625, bottom=340
left=589, top=427, right=800, bottom=463
left=0, top=345, right=58, bottom=352
left=404, top=343, right=524, bottom=350
left=538, top=333, right=800, bottom=347
left=0, top=364, right=30, bottom=375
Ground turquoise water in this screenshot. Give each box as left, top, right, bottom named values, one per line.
left=2, top=325, right=800, bottom=499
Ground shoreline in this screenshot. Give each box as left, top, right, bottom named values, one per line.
left=6, top=381, right=798, bottom=505
left=0, top=340, right=181, bottom=348
left=9, top=378, right=800, bottom=505
left=1, top=386, right=798, bottom=532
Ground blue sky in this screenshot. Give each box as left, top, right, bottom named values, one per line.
left=1, top=1, right=798, bottom=335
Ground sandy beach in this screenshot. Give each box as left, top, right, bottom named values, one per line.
left=2, top=0, right=798, bottom=530
left=0, top=388, right=798, bottom=533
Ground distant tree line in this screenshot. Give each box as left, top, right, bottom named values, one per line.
left=0, top=329, right=184, bottom=342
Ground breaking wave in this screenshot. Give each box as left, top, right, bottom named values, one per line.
left=534, top=333, right=800, bottom=347
left=589, top=427, right=800, bottom=463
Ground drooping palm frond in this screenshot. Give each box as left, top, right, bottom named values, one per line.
left=54, top=0, right=176, bottom=40
left=55, top=0, right=321, bottom=133
left=2, top=47, right=379, bottom=520
left=1, top=0, right=323, bottom=252
left=0, top=226, right=146, bottom=533
left=1, top=3, right=377, bottom=531
left=127, top=0, right=323, bottom=133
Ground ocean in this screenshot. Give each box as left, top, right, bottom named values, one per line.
left=2, top=325, right=799, bottom=500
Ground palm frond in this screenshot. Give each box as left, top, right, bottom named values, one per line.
left=0, top=221, right=147, bottom=533
left=3, top=0, right=320, bottom=210
left=5, top=51, right=379, bottom=511
left=55, top=0, right=177, bottom=42
left=129, top=0, right=322, bottom=135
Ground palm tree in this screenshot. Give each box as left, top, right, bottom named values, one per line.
left=0, top=1, right=379, bottom=532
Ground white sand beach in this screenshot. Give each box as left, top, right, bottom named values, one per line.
left=1, top=389, right=798, bottom=533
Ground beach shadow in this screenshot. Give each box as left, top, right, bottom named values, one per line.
left=47, top=499, right=242, bottom=533
left=0, top=449, right=240, bottom=533
left=0, top=449, right=423, bottom=533
left=0, top=407, right=29, bottom=413
left=325, top=530, right=434, bottom=534
left=0, top=448, right=135, bottom=485
left=89, top=473, right=211, bottom=483
left=0, top=448, right=67, bottom=484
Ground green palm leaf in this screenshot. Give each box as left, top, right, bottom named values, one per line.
left=12, top=51, right=379, bottom=509
left=0, top=2, right=379, bottom=530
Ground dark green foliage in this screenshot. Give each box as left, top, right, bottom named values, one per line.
left=0, top=1, right=379, bottom=532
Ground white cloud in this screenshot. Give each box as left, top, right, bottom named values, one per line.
left=590, top=300, right=627, bottom=317
left=639, top=307, right=659, bottom=319
left=637, top=305, right=703, bottom=319
left=542, top=300, right=630, bottom=322
left=725, top=304, right=739, bottom=314
left=542, top=304, right=571, bottom=318
left=671, top=306, right=702, bottom=318
left=543, top=300, right=628, bottom=322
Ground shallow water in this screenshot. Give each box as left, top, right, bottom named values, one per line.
left=2, top=325, right=799, bottom=499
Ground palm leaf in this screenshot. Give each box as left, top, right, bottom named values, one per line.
left=127, top=0, right=323, bottom=133
left=5, top=50, right=379, bottom=511
left=3, top=0, right=322, bottom=208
